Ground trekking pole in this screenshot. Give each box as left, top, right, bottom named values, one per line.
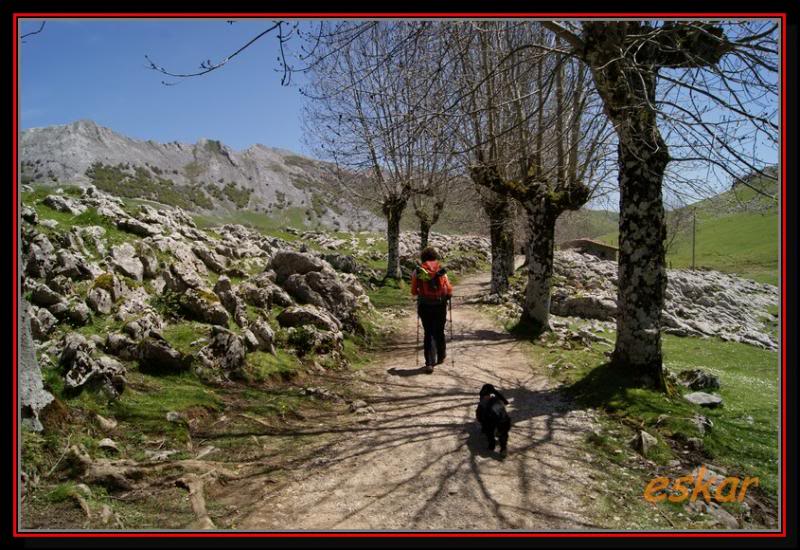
left=416, top=312, right=421, bottom=368
left=449, top=295, right=454, bottom=368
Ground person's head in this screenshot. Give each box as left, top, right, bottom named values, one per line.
left=420, top=246, right=439, bottom=262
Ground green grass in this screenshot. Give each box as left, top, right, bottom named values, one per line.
left=30, top=201, right=137, bottom=251
left=109, top=372, right=223, bottom=447
left=551, top=333, right=779, bottom=501
left=243, top=350, right=302, bottom=382
left=45, top=482, right=79, bottom=504
left=161, top=321, right=211, bottom=355
left=599, top=210, right=778, bottom=286
left=366, top=277, right=413, bottom=310
left=665, top=212, right=778, bottom=285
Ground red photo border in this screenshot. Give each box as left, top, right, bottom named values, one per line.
left=11, top=11, right=789, bottom=540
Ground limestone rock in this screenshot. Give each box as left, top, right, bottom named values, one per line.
left=684, top=392, right=723, bottom=408
left=122, top=311, right=164, bottom=341
left=249, top=319, right=276, bottom=354
left=322, top=253, right=359, bottom=274
left=179, top=289, right=230, bottom=326
left=213, top=276, right=247, bottom=327
left=29, top=281, right=64, bottom=307
left=630, top=430, right=658, bottom=457
left=270, top=251, right=330, bottom=283
left=110, top=243, right=144, bottom=281
left=196, top=327, right=246, bottom=380
left=277, top=305, right=341, bottom=332
left=117, top=217, right=161, bottom=237
left=86, top=287, right=113, bottom=315
left=19, top=303, right=54, bottom=432
left=29, top=306, right=58, bottom=341
left=42, top=194, right=86, bottom=215
left=104, top=332, right=139, bottom=361
left=66, top=301, right=92, bottom=326
left=678, top=368, right=721, bottom=391
left=138, top=332, right=191, bottom=373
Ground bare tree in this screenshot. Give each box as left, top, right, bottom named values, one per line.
left=300, top=21, right=443, bottom=279
left=663, top=197, right=695, bottom=257
left=449, top=22, right=613, bottom=324
left=407, top=89, right=459, bottom=250
left=410, top=180, right=447, bottom=251
left=542, top=20, right=778, bottom=386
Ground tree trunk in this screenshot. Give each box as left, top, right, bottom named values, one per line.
left=419, top=219, right=431, bottom=250
left=522, top=200, right=556, bottom=331
left=589, top=61, right=668, bottom=384
left=612, top=138, right=669, bottom=384
left=383, top=197, right=407, bottom=280
left=483, top=194, right=515, bottom=294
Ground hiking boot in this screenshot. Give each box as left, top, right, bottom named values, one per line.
left=424, top=364, right=434, bottom=374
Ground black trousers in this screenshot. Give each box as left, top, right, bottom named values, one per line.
left=418, top=301, right=447, bottom=366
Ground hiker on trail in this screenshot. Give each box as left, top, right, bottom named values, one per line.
left=411, top=246, right=453, bottom=373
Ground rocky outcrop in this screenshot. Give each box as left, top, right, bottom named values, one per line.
left=20, top=303, right=54, bottom=432
left=138, top=332, right=191, bottom=373
left=271, top=251, right=330, bottom=284
left=277, top=305, right=342, bottom=333
left=502, top=250, right=778, bottom=350
left=20, top=185, right=387, bottom=414
left=213, top=276, right=247, bottom=328
left=322, top=253, right=360, bottom=274
left=42, top=194, right=86, bottom=215
left=248, top=319, right=276, bottom=354
left=59, top=334, right=126, bottom=398
left=29, top=305, right=58, bottom=341
left=270, top=251, right=363, bottom=328
left=196, top=327, right=246, bottom=381
left=110, top=243, right=144, bottom=281
left=86, top=287, right=113, bottom=315
left=179, top=289, right=230, bottom=326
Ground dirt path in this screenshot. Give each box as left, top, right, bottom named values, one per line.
left=239, top=268, right=604, bottom=530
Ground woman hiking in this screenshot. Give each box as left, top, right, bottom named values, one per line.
left=411, top=246, right=453, bottom=374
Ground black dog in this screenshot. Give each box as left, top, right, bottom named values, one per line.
left=476, top=384, right=511, bottom=453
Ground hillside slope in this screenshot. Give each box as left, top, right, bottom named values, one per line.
left=598, top=174, right=779, bottom=286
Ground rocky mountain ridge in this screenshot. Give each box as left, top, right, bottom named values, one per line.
left=20, top=119, right=382, bottom=231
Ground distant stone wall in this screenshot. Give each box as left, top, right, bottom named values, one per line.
left=558, top=239, right=618, bottom=261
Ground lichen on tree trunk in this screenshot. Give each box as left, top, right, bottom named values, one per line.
left=383, top=195, right=407, bottom=280
left=419, top=220, right=431, bottom=250
left=612, top=138, right=668, bottom=384
left=522, top=200, right=556, bottom=331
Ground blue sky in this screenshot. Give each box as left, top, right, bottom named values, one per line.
left=19, top=19, right=307, bottom=153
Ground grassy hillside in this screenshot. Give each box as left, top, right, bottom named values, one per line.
left=555, top=208, right=619, bottom=243
left=598, top=174, right=779, bottom=286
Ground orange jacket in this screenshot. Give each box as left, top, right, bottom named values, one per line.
left=411, top=260, right=452, bottom=301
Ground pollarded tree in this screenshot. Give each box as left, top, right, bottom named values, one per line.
left=450, top=22, right=613, bottom=324
left=410, top=181, right=446, bottom=251
left=407, top=89, right=460, bottom=250
left=542, top=20, right=779, bottom=386
left=447, top=22, right=522, bottom=295
left=300, top=22, right=449, bottom=279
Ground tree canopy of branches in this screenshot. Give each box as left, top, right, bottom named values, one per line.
left=301, top=22, right=456, bottom=279
left=447, top=21, right=614, bottom=320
